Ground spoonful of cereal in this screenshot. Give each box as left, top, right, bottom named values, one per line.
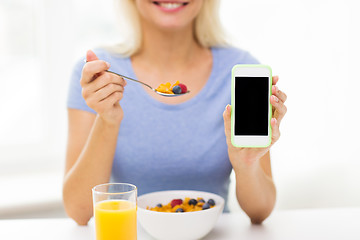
left=106, top=70, right=190, bottom=97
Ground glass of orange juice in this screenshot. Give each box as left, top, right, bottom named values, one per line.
left=92, top=183, right=137, bottom=240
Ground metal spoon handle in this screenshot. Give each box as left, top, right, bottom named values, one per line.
left=106, top=70, right=154, bottom=90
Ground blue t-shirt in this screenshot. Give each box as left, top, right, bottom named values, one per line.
left=67, top=47, right=259, bottom=211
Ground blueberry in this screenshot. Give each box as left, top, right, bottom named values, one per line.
left=188, top=199, right=197, bottom=206
left=172, top=85, right=182, bottom=94
left=176, top=208, right=184, bottom=213
left=202, top=203, right=210, bottom=210
left=156, top=203, right=163, bottom=208
left=208, top=199, right=215, bottom=206
left=198, top=199, right=205, bottom=203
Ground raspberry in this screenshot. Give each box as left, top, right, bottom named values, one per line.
left=171, top=199, right=183, bottom=208
left=178, top=84, right=187, bottom=94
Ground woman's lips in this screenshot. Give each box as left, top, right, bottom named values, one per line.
left=152, top=1, right=189, bottom=12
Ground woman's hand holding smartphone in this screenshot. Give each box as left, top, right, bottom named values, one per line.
left=223, top=65, right=287, bottom=167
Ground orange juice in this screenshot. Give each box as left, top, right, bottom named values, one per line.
left=95, top=200, right=137, bottom=240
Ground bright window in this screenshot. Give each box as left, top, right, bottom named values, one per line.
left=0, top=0, right=118, bottom=173
left=1, top=0, right=359, bottom=214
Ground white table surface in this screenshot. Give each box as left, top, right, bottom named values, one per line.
left=0, top=208, right=359, bottom=240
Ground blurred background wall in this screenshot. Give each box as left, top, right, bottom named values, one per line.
left=0, top=0, right=359, bottom=219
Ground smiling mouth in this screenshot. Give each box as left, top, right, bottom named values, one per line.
left=152, top=1, right=189, bottom=9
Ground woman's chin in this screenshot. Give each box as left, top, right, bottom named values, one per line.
left=160, top=25, right=186, bottom=32
left=152, top=19, right=191, bottom=32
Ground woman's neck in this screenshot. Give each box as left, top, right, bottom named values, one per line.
left=132, top=21, right=204, bottom=71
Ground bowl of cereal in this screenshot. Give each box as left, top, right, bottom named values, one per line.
left=137, top=190, right=225, bottom=240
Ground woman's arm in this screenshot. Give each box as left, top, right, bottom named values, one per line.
left=223, top=76, right=287, bottom=224
left=63, top=50, right=126, bottom=225
left=230, top=150, right=276, bottom=224
left=63, top=111, right=120, bottom=225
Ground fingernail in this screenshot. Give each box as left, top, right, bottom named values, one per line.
left=105, top=62, right=111, bottom=68
left=226, top=104, right=231, bottom=113
left=273, top=96, right=279, bottom=103
left=272, top=85, right=277, bottom=93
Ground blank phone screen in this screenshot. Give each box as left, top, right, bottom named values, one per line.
left=235, top=77, right=269, bottom=136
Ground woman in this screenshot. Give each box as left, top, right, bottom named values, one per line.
left=63, top=0, right=287, bottom=225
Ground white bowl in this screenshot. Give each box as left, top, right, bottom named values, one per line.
left=137, top=190, right=224, bottom=240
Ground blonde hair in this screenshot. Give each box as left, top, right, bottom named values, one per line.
left=109, top=0, right=228, bottom=56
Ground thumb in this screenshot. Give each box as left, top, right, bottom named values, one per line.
left=223, top=104, right=232, bottom=143
left=86, top=49, right=99, bottom=62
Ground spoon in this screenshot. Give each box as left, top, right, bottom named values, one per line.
left=106, top=70, right=190, bottom=97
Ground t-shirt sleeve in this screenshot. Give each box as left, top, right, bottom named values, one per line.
left=224, top=47, right=261, bottom=65
left=243, top=51, right=261, bottom=64
left=66, top=58, right=96, bottom=114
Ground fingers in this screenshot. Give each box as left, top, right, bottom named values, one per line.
left=86, top=73, right=127, bottom=94
left=270, top=76, right=286, bottom=145
left=271, top=118, right=280, bottom=144
left=270, top=95, right=287, bottom=122
left=81, top=60, right=111, bottom=85
left=95, top=83, right=124, bottom=102
left=84, top=84, right=124, bottom=111
left=86, top=50, right=99, bottom=62
left=272, top=85, right=287, bottom=103
left=223, top=105, right=232, bottom=145
left=89, top=91, right=123, bottom=116
left=79, top=50, right=125, bottom=124
left=99, top=91, right=124, bottom=107
left=223, top=104, right=283, bottom=149
left=272, top=76, right=279, bottom=85
left=271, top=76, right=287, bottom=123
left=82, top=72, right=126, bottom=99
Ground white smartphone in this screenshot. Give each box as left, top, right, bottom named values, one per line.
left=231, top=64, right=272, bottom=148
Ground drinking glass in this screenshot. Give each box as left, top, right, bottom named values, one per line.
left=92, top=183, right=137, bottom=240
